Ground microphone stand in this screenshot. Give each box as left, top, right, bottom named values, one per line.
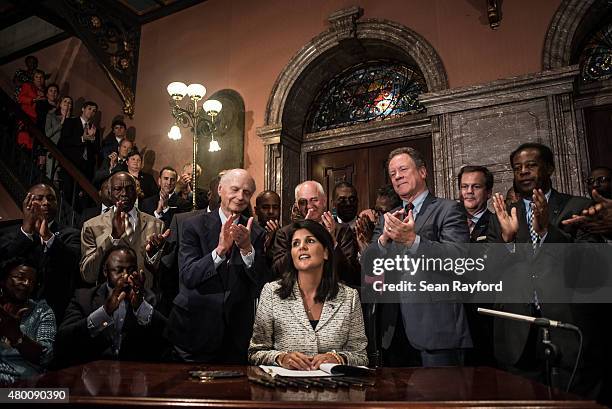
left=478, top=308, right=583, bottom=393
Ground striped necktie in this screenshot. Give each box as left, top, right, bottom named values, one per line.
left=527, top=202, right=540, bottom=250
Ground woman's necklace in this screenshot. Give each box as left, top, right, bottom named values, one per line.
left=297, top=279, right=316, bottom=316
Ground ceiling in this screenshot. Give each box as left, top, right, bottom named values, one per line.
left=0, top=0, right=205, bottom=64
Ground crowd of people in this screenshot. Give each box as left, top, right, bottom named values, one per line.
left=4, top=55, right=612, bottom=404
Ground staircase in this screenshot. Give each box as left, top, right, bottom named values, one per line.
left=0, top=87, right=100, bottom=227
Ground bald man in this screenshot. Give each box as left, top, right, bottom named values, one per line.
left=0, top=183, right=80, bottom=322
left=166, top=168, right=267, bottom=363
left=271, top=180, right=359, bottom=285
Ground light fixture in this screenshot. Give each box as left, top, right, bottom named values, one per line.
left=166, top=80, right=222, bottom=209
left=167, top=125, right=182, bottom=140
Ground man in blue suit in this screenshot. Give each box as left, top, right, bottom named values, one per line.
left=165, top=168, right=267, bottom=363
left=369, top=147, right=472, bottom=367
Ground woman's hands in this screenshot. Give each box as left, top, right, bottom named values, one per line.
left=278, top=351, right=342, bottom=370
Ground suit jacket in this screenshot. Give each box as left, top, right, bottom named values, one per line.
left=369, top=193, right=472, bottom=352
left=136, top=171, right=158, bottom=200
left=272, top=223, right=360, bottom=285
left=55, top=284, right=167, bottom=367
left=486, top=189, right=603, bottom=376
left=165, top=210, right=267, bottom=363
left=156, top=209, right=205, bottom=317
left=80, top=208, right=164, bottom=289
left=248, top=281, right=368, bottom=366
left=79, top=205, right=106, bottom=228
left=100, top=135, right=119, bottom=160
left=57, top=117, right=100, bottom=177
left=0, top=221, right=80, bottom=323
left=470, top=209, right=493, bottom=243
left=139, top=193, right=181, bottom=230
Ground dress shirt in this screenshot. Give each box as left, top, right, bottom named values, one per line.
left=87, top=284, right=153, bottom=357
left=212, top=208, right=255, bottom=269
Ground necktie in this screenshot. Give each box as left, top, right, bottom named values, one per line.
left=527, top=201, right=541, bottom=310
left=404, top=202, right=414, bottom=214
left=467, top=218, right=475, bottom=233
left=527, top=202, right=540, bottom=250
left=82, top=122, right=88, bottom=160
left=124, top=214, right=134, bottom=242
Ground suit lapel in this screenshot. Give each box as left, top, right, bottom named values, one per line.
left=316, top=285, right=345, bottom=332
left=414, top=193, right=436, bottom=234
left=288, top=283, right=313, bottom=332
left=546, top=189, right=567, bottom=226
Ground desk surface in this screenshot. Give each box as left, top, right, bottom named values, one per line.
left=18, top=361, right=602, bottom=408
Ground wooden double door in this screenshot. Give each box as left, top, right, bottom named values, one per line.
left=308, top=137, right=433, bottom=213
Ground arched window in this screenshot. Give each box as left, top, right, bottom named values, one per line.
left=580, top=22, right=612, bottom=82
left=307, top=60, right=426, bottom=132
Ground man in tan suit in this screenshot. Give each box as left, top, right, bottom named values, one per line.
left=81, top=172, right=169, bottom=289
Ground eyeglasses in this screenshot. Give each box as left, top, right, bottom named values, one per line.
left=585, top=176, right=611, bottom=186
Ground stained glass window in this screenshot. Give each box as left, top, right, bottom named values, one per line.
left=580, top=23, right=612, bottom=83
left=307, top=60, right=426, bottom=132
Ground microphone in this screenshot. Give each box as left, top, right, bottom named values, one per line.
left=477, top=308, right=579, bottom=331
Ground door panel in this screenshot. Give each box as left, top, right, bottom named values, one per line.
left=308, top=136, right=433, bottom=214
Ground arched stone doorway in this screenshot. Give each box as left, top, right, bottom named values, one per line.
left=257, top=7, right=448, bottom=222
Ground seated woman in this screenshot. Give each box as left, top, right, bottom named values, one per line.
left=0, top=258, right=56, bottom=385
left=249, top=220, right=368, bottom=369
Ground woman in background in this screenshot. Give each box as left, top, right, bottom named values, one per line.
left=0, top=258, right=56, bottom=385
left=248, top=220, right=368, bottom=369
left=44, top=96, right=73, bottom=180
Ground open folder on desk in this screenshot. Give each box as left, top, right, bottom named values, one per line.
left=259, top=364, right=374, bottom=378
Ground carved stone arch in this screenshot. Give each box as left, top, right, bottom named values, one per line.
left=542, top=0, right=604, bottom=69
left=258, top=8, right=448, bottom=221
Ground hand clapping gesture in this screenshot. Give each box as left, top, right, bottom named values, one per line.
left=264, top=219, right=280, bottom=252
left=230, top=216, right=254, bottom=254
left=216, top=213, right=239, bottom=257
left=381, top=208, right=416, bottom=247
left=321, top=211, right=337, bottom=245
left=21, top=193, right=52, bottom=241
left=492, top=192, right=519, bottom=243
left=145, top=229, right=171, bottom=257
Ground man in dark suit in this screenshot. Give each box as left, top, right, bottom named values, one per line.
left=165, top=168, right=267, bottom=363
left=254, top=190, right=281, bottom=270
left=55, top=245, right=167, bottom=367
left=140, top=166, right=180, bottom=229
left=272, top=181, right=360, bottom=285
left=458, top=165, right=495, bottom=366
left=93, top=138, right=132, bottom=188
left=368, top=147, right=472, bottom=367
left=0, top=183, right=80, bottom=322
left=487, top=143, right=604, bottom=397
left=99, top=119, right=127, bottom=160
left=57, top=101, right=100, bottom=203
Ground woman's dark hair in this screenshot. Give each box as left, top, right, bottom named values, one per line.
left=0, top=257, right=37, bottom=282
left=276, top=220, right=338, bottom=303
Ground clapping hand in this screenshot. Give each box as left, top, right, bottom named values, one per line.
left=492, top=192, right=519, bottom=243
left=531, top=189, right=549, bottom=236
left=321, top=211, right=337, bottom=245
left=84, top=124, right=96, bottom=141
left=563, top=190, right=612, bottom=234
left=111, top=203, right=126, bottom=239
left=108, top=152, right=118, bottom=169
left=0, top=306, right=28, bottom=345
left=230, top=216, right=254, bottom=254
left=382, top=208, right=416, bottom=246
left=145, top=229, right=171, bottom=257
left=104, top=274, right=128, bottom=314
left=264, top=219, right=280, bottom=252
left=127, top=269, right=145, bottom=310
left=216, top=213, right=239, bottom=256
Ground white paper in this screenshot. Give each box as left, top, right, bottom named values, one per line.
left=259, top=365, right=335, bottom=377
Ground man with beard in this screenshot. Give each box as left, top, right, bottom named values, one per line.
left=487, top=142, right=604, bottom=398
left=80, top=172, right=169, bottom=290
left=166, top=169, right=267, bottom=363
left=272, top=180, right=359, bottom=285
left=333, top=182, right=359, bottom=229
left=0, top=184, right=80, bottom=322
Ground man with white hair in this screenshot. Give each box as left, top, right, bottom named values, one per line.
left=271, top=180, right=359, bottom=285
left=165, top=168, right=267, bottom=363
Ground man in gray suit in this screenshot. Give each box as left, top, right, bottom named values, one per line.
left=369, top=147, right=472, bottom=367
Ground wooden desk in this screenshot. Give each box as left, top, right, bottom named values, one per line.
left=17, top=361, right=602, bottom=408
